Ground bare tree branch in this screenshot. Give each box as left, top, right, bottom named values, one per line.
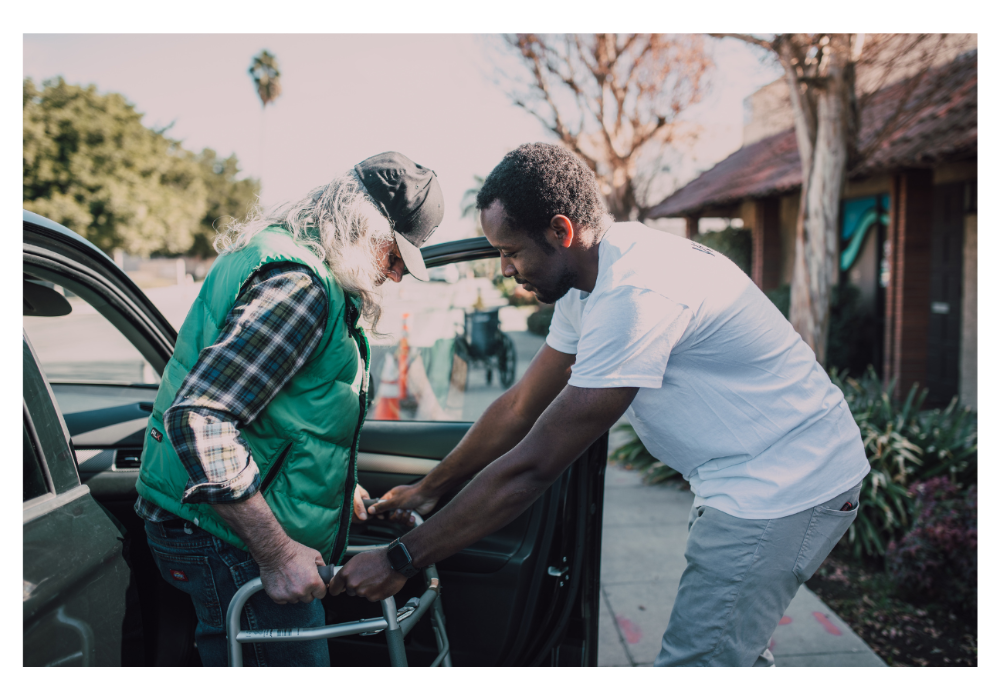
left=708, top=33, right=774, bottom=51
left=500, top=33, right=711, bottom=221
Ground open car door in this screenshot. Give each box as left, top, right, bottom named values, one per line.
left=23, top=211, right=197, bottom=666
left=22, top=212, right=607, bottom=666
left=332, top=237, right=607, bottom=666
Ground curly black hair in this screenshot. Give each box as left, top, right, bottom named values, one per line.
left=476, top=143, right=608, bottom=250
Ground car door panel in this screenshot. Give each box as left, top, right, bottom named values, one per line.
left=23, top=337, right=131, bottom=667
left=24, top=217, right=199, bottom=666
left=23, top=486, right=131, bottom=666
left=358, top=419, right=473, bottom=460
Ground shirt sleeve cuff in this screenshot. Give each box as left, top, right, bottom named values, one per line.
left=567, top=375, right=664, bottom=390
left=545, top=336, right=578, bottom=355
left=181, top=459, right=262, bottom=505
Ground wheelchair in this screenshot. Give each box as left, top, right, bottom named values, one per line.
left=454, top=308, right=516, bottom=388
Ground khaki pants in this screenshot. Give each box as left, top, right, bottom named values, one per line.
left=654, top=481, right=862, bottom=667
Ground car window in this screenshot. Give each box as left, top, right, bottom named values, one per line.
left=23, top=419, right=50, bottom=502
left=364, top=257, right=547, bottom=422
left=23, top=336, right=81, bottom=494
left=23, top=279, right=160, bottom=385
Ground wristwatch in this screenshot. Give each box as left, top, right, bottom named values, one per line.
left=386, top=538, right=420, bottom=578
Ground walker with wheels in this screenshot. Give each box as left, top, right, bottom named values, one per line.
left=226, top=508, right=451, bottom=667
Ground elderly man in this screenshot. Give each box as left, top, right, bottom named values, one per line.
left=134, top=152, right=442, bottom=666
left=334, top=143, right=869, bottom=667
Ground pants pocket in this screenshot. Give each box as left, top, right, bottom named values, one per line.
left=792, top=486, right=862, bottom=584
left=147, top=542, right=224, bottom=629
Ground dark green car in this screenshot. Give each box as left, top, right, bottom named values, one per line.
left=22, top=210, right=608, bottom=666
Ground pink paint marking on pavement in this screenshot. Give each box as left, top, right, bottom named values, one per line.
left=778, top=616, right=792, bottom=625
left=812, top=611, right=843, bottom=636
left=615, top=616, right=643, bottom=645
left=768, top=638, right=776, bottom=651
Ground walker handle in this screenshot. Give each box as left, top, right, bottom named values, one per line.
left=317, top=564, right=342, bottom=585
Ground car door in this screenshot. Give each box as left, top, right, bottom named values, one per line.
left=326, top=237, right=608, bottom=667
left=23, top=211, right=607, bottom=666
left=22, top=332, right=132, bottom=666
left=23, top=211, right=197, bottom=666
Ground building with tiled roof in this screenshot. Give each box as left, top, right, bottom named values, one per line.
left=649, top=47, right=977, bottom=409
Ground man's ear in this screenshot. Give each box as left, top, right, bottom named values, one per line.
left=547, top=215, right=575, bottom=249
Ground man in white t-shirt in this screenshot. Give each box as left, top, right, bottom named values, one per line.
left=332, top=143, right=869, bottom=666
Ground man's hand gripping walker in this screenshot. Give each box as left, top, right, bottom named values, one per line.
left=225, top=503, right=451, bottom=667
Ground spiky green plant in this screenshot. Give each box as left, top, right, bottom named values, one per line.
left=832, top=367, right=977, bottom=559
left=609, top=422, right=682, bottom=485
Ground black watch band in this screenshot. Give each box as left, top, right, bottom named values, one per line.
left=386, top=538, right=420, bottom=578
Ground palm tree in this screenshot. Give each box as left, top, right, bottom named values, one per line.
left=249, top=50, right=282, bottom=180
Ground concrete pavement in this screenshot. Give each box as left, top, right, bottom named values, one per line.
left=598, top=463, right=886, bottom=667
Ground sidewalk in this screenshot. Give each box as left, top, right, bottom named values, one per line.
left=598, top=464, right=886, bottom=667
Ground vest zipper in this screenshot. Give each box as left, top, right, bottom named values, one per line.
left=330, top=322, right=368, bottom=565
left=260, top=442, right=293, bottom=495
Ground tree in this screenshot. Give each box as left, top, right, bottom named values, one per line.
left=23, top=77, right=206, bottom=256
left=460, top=175, right=485, bottom=220
left=23, top=77, right=259, bottom=258
left=249, top=49, right=282, bottom=108
left=249, top=50, right=282, bottom=177
left=500, top=34, right=711, bottom=222
left=189, top=149, right=261, bottom=257
left=711, top=33, right=950, bottom=366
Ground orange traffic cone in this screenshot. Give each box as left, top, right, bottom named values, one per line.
left=371, top=313, right=412, bottom=421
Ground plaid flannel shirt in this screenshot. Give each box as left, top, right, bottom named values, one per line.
left=134, top=263, right=328, bottom=522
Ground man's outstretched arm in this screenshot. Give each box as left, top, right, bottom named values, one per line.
left=368, top=343, right=576, bottom=517
left=332, top=383, right=638, bottom=601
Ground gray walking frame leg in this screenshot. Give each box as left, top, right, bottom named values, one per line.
left=381, top=595, right=407, bottom=667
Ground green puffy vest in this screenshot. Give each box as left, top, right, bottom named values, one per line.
left=136, top=226, right=370, bottom=564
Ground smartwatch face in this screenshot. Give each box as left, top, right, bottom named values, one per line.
left=387, top=541, right=410, bottom=570
left=387, top=540, right=419, bottom=577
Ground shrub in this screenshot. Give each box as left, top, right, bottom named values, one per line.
left=695, top=227, right=751, bottom=276
left=832, top=367, right=978, bottom=559
left=609, top=423, right=683, bottom=485
left=764, top=283, right=877, bottom=376
left=765, top=283, right=790, bottom=318
left=887, top=478, right=977, bottom=611
left=826, top=284, right=878, bottom=377
left=526, top=304, right=554, bottom=336
left=493, top=274, right=536, bottom=306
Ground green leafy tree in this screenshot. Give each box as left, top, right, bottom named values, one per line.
left=24, top=77, right=205, bottom=256
left=189, top=149, right=260, bottom=257
left=23, top=77, right=258, bottom=258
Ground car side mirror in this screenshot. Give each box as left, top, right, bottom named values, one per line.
left=23, top=280, right=72, bottom=317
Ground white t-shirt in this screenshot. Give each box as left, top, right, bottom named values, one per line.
left=546, top=222, right=870, bottom=519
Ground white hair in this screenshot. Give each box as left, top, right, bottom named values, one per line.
left=214, top=171, right=394, bottom=329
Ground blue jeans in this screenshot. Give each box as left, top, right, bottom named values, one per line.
left=144, top=519, right=330, bottom=667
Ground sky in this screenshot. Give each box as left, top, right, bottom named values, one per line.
left=23, top=34, right=782, bottom=242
